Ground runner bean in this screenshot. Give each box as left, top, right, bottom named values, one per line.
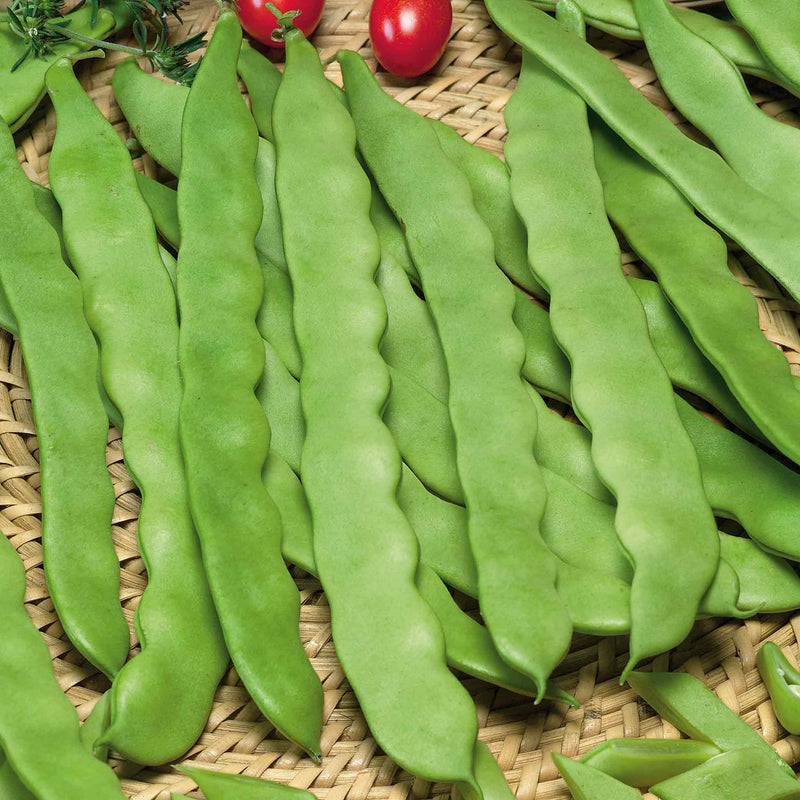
left=484, top=0, right=800, bottom=303
left=634, top=0, right=800, bottom=220
left=341, top=47, right=571, bottom=697
left=237, top=39, right=282, bottom=141
left=504, top=2, right=717, bottom=671
left=727, top=0, right=800, bottom=97
left=0, top=117, right=126, bottom=679
left=529, top=0, right=776, bottom=85
left=46, top=58, right=228, bottom=765
left=0, top=533, right=127, bottom=799
left=179, top=765, right=317, bottom=800
left=274, top=27, right=480, bottom=787
left=177, top=10, right=322, bottom=759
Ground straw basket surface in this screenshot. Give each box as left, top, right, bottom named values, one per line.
left=9, top=0, right=800, bottom=796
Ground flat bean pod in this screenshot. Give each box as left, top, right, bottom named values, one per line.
left=179, top=765, right=317, bottom=800
left=528, top=0, right=778, bottom=84
left=484, top=0, right=800, bottom=303
left=0, top=534, right=127, bottom=799
left=505, top=4, right=717, bottom=670
left=726, top=0, right=800, bottom=97
left=112, top=58, right=287, bottom=272
left=237, top=40, right=282, bottom=141
left=553, top=752, right=642, bottom=800
left=592, top=119, right=800, bottom=463
left=634, top=0, right=800, bottom=220
left=0, top=748, right=35, bottom=800
left=341, top=48, right=571, bottom=697
left=0, top=118, right=127, bottom=679
left=651, top=748, right=800, bottom=799
left=176, top=11, right=322, bottom=759
left=46, top=59, right=228, bottom=765
left=581, top=738, right=721, bottom=788
left=275, top=29, right=480, bottom=788
left=627, top=671, right=793, bottom=775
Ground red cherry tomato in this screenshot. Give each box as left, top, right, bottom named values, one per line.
left=369, top=0, right=452, bottom=78
left=235, top=0, right=325, bottom=49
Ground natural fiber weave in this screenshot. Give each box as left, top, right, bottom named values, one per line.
left=7, top=0, right=800, bottom=796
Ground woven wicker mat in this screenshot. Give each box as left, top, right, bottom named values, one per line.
left=8, top=0, right=800, bottom=797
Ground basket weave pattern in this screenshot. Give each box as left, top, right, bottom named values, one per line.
left=7, top=0, right=800, bottom=796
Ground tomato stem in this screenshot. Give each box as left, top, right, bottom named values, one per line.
left=264, top=0, right=301, bottom=41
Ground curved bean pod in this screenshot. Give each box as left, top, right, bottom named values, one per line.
left=505, top=4, right=717, bottom=670
left=0, top=118, right=127, bottom=679
left=46, top=59, right=229, bottom=766
left=135, top=173, right=181, bottom=250
left=237, top=40, right=282, bottom=141
left=757, top=642, right=800, bottom=736
left=275, top=30, right=480, bottom=788
left=0, top=534, right=127, bottom=799
left=341, top=48, right=572, bottom=697
left=726, top=0, right=800, bottom=97
left=634, top=0, right=800, bottom=219
left=484, top=0, right=800, bottom=303
left=177, top=10, right=322, bottom=759
left=593, top=119, right=800, bottom=464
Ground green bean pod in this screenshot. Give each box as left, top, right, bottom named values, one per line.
left=580, top=738, right=721, bottom=789
left=726, top=0, right=800, bottom=97
left=0, top=748, right=35, bottom=800
left=528, top=0, right=778, bottom=85
left=484, top=0, right=800, bottom=304
left=553, top=752, right=642, bottom=800
left=592, top=119, right=800, bottom=464
left=757, top=642, right=800, bottom=736
left=275, top=29, right=480, bottom=789
left=46, top=58, right=229, bottom=765
left=651, top=748, right=800, bottom=800
left=341, top=48, right=572, bottom=698
left=176, top=10, right=322, bottom=759
left=135, top=173, right=181, bottom=250
left=634, top=0, right=800, bottom=221
left=0, top=118, right=127, bottom=679
left=626, top=671, right=793, bottom=775
left=0, top=534, right=127, bottom=799
left=237, top=40, right=282, bottom=141
left=505, top=4, right=718, bottom=671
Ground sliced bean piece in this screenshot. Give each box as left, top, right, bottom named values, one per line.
left=177, top=12, right=322, bottom=759
left=553, top=752, right=642, bottom=800
left=581, top=738, right=721, bottom=788
left=505, top=6, right=717, bottom=669
left=626, top=671, right=793, bottom=775
left=0, top=118, right=127, bottom=679
left=634, top=0, right=800, bottom=219
left=46, top=59, right=228, bottom=765
left=276, top=29, right=480, bottom=788
left=758, top=642, right=800, bottom=737
left=484, top=0, right=800, bottom=303
left=179, top=765, right=316, bottom=800
left=342, top=48, right=571, bottom=697
left=727, top=0, right=800, bottom=97
left=0, top=535, right=127, bottom=799
left=651, top=748, right=800, bottom=799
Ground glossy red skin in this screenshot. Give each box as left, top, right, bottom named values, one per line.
left=235, top=0, right=325, bottom=49
left=369, top=0, right=453, bottom=78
